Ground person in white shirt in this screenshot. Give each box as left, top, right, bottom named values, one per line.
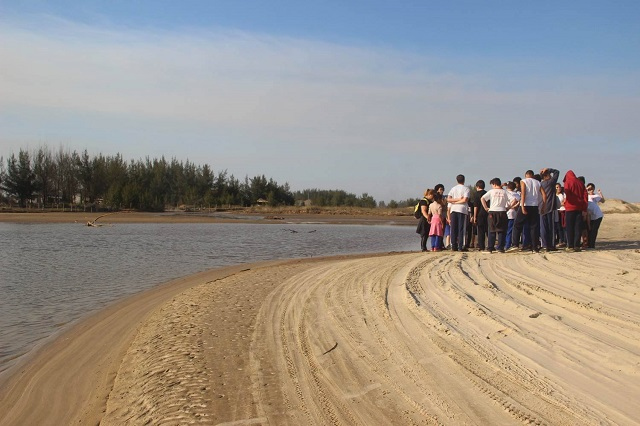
left=555, top=183, right=566, bottom=247
left=586, top=183, right=605, bottom=248
left=480, top=178, right=510, bottom=253
left=447, top=174, right=470, bottom=252
left=504, top=181, right=520, bottom=250
left=507, top=170, right=547, bottom=253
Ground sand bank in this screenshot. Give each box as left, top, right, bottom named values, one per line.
left=0, top=198, right=635, bottom=226
left=0, top=210, right=414, bottom=226
left=1, top=213, right=639, bottom=425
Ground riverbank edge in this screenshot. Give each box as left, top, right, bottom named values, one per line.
left=0, top=251, right=409, bottom=425
left=0, top=210, right=416, bottom=226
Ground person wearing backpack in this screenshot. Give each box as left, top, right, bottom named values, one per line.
left=415, top=189, right=435, bottom=252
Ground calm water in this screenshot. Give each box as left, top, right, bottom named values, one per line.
left=0, top=221, right=415, bottom=373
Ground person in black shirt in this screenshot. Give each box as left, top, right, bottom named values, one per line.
left=473, top=180, right=488, bottom=251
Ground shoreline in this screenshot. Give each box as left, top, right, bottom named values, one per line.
left=1, top=197, right=637, bottom=226
left=0, top=257, right=325, bottom=424
left=0, top=210, right=416, bottom=226
left=0, top=252, right=406, bottom=425
left=1, top=213, right=639, bottom=424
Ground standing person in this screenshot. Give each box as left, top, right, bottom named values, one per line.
left=512, top=176, right=522, bottom=190
left=444, top=202, right=452, bottom=249
left=481, top=178, right=510, bottom=253
left=539, top=168, right=560, bottom=252
left=473, top=180, right=488, bottom=251
left=586, top=183, right=605, bottom=249
left=587, top=183, right=605, bottom=204
left=562, top=170, right=588, bottom=252
left=578, top=176, right=590, bottom=247
left=465, top=195, right=474, bottom=250
left=507, top=170, right=546, bottom=253
left=434, top=184, right=447, bottom=249
left=504, top=181, right=520, bottom=250
left=555, top=183, right=567, bottom=247
left=447, top=174, right=470, bottom=252
left=428, top=193, right=447, bottom=251
left=512, top=176, right=530, bottom=248
left=416, top=189, right=435, bottom=252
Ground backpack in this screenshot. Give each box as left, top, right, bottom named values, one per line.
left=414, top=197, right=428, bottom=219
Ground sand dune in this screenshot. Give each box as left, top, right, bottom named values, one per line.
left=599, top=198, right=640, bottom=214
left=1, top=213, right=639, bottom=425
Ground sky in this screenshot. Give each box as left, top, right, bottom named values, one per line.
left=1, top=1, right=639, bottom=203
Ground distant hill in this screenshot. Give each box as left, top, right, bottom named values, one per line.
left=600, top=199, right=640, bottom=214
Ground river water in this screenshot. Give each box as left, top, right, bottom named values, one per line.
left=0, top=221, right=416, bottom=373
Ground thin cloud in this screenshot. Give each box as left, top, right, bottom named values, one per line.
left=1, top=17, right=639, bottom=201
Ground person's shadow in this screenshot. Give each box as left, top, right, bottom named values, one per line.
left=591, top=239, right=640, bottom=251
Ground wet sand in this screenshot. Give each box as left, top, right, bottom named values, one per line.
left=1, top=212, right=639, bottom=425
left=0, top=210, right=415, bottom=226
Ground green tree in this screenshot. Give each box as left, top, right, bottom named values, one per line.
left=357, top=193, right=376, bottom=208
left=91, top=154, right=109, bottom=203
left=225, top=174, right=242, bottom=205
left=53, top=148, right=79, bottom=205
left=196, top=164, right=214, bottom=206
left=250, top=175, right=268, bottom=203
left=76, top=149, right=93, bottom=204
left=33, top=146, right=56, bottom=207
left=167, top=157, right=183, bottom=207
left=103, top=153, right=128, bottom=208
left=0, top=156, right=5, bottom=203
left=122, top=160, right=143, bottom=209
left=149, top=157, right=169, bottom=209
left=2, top=149, right=37, bottom=207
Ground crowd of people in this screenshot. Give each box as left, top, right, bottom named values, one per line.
left=416, top=169, right=605, bottom=253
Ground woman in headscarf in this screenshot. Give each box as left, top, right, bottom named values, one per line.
left=562, top=170, right=588, bottom=252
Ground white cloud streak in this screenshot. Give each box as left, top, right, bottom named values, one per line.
left=1, top=17, right=639, bottom=201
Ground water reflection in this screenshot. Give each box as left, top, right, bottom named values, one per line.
left=0, top=222, right=415, bottom=371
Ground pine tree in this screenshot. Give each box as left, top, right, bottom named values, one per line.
left=2, top=149, right=37, bottom=207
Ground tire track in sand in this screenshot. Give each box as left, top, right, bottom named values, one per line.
left=102, top=247, right=640, bottom=425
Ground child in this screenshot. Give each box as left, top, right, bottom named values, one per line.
left=435, top=184, right=448, bottom=250
left=555, top=183, right=566, bottom=247
left=442, top=203, right=452, bottom=249
left=428, top=193, right=447, bottom=252
left=586, top=183, right=605, bottom=249
left=504, top=181, right=520, bottom=250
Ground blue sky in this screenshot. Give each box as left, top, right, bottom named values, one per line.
left=1, top=1, right=639, bottom=202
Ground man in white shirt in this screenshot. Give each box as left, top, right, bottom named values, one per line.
left=447, top=174, right=470, bottom=252
left=507, top=170, right=547, bottom=253
left=481, top=178, right=510, bottom=253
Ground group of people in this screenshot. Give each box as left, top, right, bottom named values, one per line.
left=416, top=169, right=605, bottom=254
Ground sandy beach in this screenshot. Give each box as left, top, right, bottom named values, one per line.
left=1, top=209, right=639, bottom=425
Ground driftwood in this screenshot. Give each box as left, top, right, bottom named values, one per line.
left=86, top=212, right=117, bottom=227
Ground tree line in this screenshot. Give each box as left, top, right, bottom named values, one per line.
left=0, top=146, right=387, bottom=211
left=291, top=189, right=377, bottom=208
